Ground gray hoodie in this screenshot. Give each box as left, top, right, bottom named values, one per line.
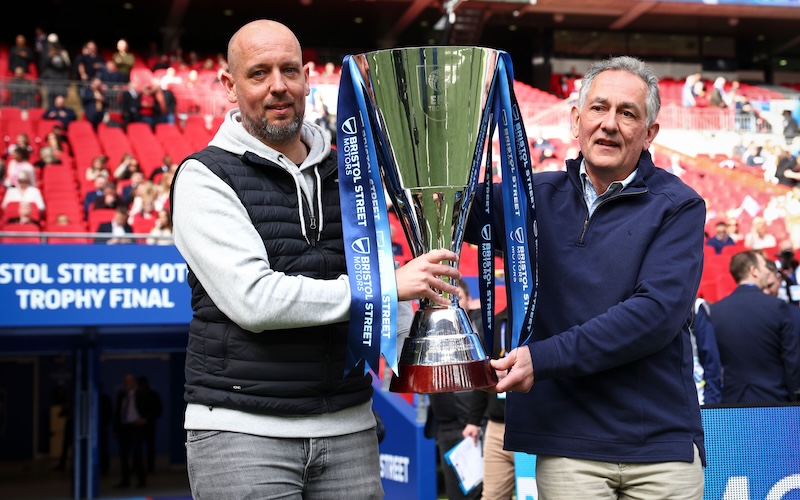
left=174, top=109, right=411, bottom=438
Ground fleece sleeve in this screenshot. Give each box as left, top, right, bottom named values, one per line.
left=172, top=159, right=351, bottom=332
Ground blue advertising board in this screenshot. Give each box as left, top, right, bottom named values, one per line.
left=514, top=405, right=800, bottom=500
left=0, top=245, right=192, bottom=327
left=372, top=379, right=437, bottom=500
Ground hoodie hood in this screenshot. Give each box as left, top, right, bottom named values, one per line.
left=209, top=108, right=331, bottom=173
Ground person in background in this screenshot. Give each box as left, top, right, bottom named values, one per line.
left=136, top=376, right=163, bottom=474
left=8, top=34, right=35, bottom=75
left=710, top=251, right=800, bottom=404
left=146, top=209, right=173, bottom=245
left=462, top=308, right=515, bottom=500
left=469, top=56, right=706, bottom=499
left=744, top=216, right=777, bottom=251
left=425, top=280, right=483, bottom=500
left=43, top=94, right=78, bottom=129
left=707, top=220, right=735, bottom=255
left=171, top=19, right=463, bottom=500
left=112, top=39, right=135, bottom=82
left=95, top=206, right=133, bottom=245
left=79, top=77, right=108, bottom=130
left=690, top=298, right=722, bottom=406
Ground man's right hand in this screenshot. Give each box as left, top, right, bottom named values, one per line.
left=395, top=249, right=461, bottom=306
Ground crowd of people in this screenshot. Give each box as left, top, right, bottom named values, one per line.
left=4, top=21, right=800, bottom=500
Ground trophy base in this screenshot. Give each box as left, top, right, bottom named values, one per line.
left=389, top=359, right=497, bottom=394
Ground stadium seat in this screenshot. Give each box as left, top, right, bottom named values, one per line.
left=0, top=223, right=42, bottom=244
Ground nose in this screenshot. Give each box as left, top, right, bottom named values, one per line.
left=270, top=69, right=288, bottom=94
left=600, top=110, right=618, bottom=132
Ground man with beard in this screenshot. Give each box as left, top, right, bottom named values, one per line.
left=171, top=19, right=463, bottom=499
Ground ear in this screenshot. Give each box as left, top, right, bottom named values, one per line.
left=303, top=62, right=312, bottom=97
left=570, top=106, right=580, bottom=138
left=642, top=122, right=659, bottom=151
left=219, top=70, right=237, bottom=104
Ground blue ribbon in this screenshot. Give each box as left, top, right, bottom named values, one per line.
left=478, top=53, right=538, bottom=355
left=336, top=55, right=399, bottom=376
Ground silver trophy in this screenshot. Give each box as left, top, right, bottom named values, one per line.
left=353, top=46, right=499, bottom=393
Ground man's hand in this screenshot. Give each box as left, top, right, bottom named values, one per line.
left=462, top=423, right=481, bottom=445
left=395, top=249, right=461, bottom=306
left=490, top=346, right=534, bottom=393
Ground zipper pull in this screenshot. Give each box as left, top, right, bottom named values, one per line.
left=309, top=214, right=317, bottom=230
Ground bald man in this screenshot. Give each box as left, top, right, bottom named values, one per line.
left=171, top=20, right=463, bottom=498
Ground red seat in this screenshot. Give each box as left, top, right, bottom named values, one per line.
left=0, top=222, right=41, bottom=244
left=87, top=208, right=117, bottom=232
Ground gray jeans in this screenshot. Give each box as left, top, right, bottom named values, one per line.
left=186, top=429, right=384, bottom=499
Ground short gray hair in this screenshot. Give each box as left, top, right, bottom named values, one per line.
left=577, top=56, right=661, bottom=127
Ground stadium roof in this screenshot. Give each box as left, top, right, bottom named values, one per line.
left=8, top=0, right=800, bottom=63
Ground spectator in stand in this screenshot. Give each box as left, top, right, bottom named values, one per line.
left=33, top=26, right=47, bottom=71
left=707, top=220, right=736, bottom=255
left=709, top=77, right=728, bottom=108
left=113, top=153, right=142, bottom=181
left=112, top=38, right=135, bottom=82
left=128, top=194, right=158, bottom=230
left=153, top=171, right=173, bottom=211
left=8, top=34, right=35, bottom=75
left=745, top=216, right=778, bottom=251
left=152, top=53, right=171, bottom=71
left=5, top=201, right=41, bottom=227
left=79, top=77, right=108, bottom=130
left=138, top=83, right=163, bottom=130
left=159, top=83, right=177, bottom=125
left=73, top=40, right=105, bottom=82
left=43, top=94, right=78, bottom=129
left=84, top=176, right=109, bottom=216
left=146, top=209, right=173, bottom=245
left=681, top=72, right=701, bottom=107
left=34, top=146, right=62, bottom=172
left=93, top=181, right=122, bottom=211
left=726, top=217, right=744, bottom=243
left=41, top=131, right=66, bottom=160
left=742, top=142, right=766, bottom=169
left=39, top=33, right=71, bottom=108
left=149, top=155, right=177, bottom=184
left=321, top=61, right=338, bottom=77
left=773, top=148, right=799, bottom=187
left=691, top=79, right=708, bottom=108
left=158, top=67, right=183, bottom=89
left=4, top=148, right=37, bottom=188
left=710, top=251, right=800, bottom=404
left=783, top=110, right=799, bottom=146
left=85, top=155, right=110, bottom=184
left=6, top=133, right=35, bottom=160
left=120, top=81, right=141, bottom=131
left=96, top=206, right=134, bottom=245
left=8, top=66, right=40, bottom=108
left=121, top=172, right=147, bottom=207
left=2, top=170, right=45, bottom=213
left=98, top=60, right=126, bottom=90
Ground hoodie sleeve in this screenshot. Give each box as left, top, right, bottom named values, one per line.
left=172, top=159, right=352, bottom=333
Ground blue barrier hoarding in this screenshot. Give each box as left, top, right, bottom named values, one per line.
left=514, top=405, right=800, bottom=499
left=372, top=380, right=437, bottom=499
left=0, top=245, right=192, bottom=327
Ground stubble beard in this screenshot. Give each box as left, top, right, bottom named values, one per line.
left=242, top=112, right=303, bottom=146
